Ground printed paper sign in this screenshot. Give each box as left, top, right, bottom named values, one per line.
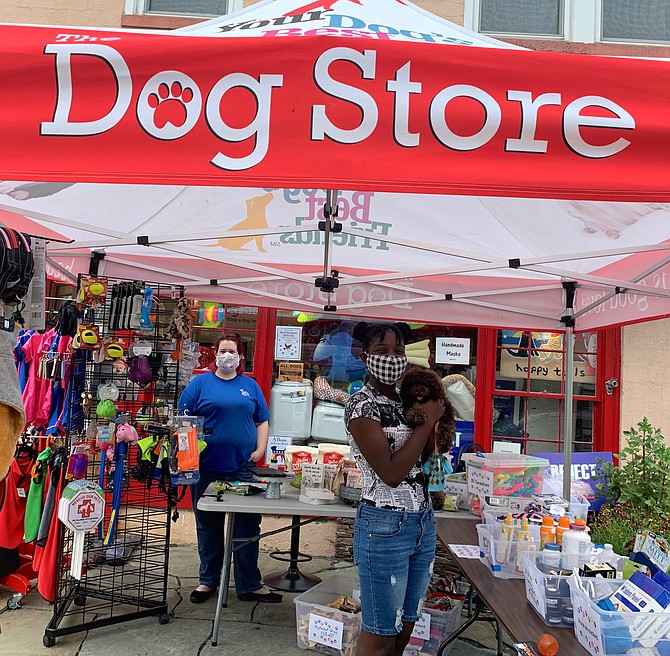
left=435, top=337, right=470, bottom=364
left=274, top=326, right=302, bottom=361
left=278, top=361, right=304, bottom=381
left=308, top=613, right=344, bottom=650
left=523, top=560, right=545, bottom=617
left=410, top=612, right=431, bottom=640
left=266, top=435, right=291, bottom=468
left=448, top=544, right=481, bottom=559
left=467, top=467, right=493, bottom=496
left=290, top=389, right=307, bottom=403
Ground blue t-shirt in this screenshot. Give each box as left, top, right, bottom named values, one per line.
left=178, top=372, right=270, bottom=474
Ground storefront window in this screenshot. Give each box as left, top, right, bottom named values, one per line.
left=494, top=330, right=597, bottom=453
left=191, top=302, right=258, bottom=372
left=271, top=312, right=479, bottom=444
left=274, top=312, right=477, bottom=386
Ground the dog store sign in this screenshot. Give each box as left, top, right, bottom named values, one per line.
left=436, top=338, right=470, bottom=365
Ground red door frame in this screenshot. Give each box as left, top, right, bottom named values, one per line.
left=252, top=306, right=276, bottom=402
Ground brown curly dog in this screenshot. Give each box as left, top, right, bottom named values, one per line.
left=399, top=367, right=456, bottom=454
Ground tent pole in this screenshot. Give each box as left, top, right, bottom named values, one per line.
left=562, top=325, right=575, bottom=501
left=561, top=280, right=577, bottom=501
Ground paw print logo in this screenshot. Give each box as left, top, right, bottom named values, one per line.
left=137, top=71, right=202, bottom=140
left=368, top=289, right=387, bottom=303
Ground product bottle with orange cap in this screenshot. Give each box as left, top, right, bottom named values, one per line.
left=556, top=515, right=571, bottom=547
left=540, top=515, right=556, bottom=549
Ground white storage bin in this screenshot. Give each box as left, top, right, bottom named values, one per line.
left=521, top=552, right=573, bottom=629
left=568, top=576, right=670, bottom=656
left=477, top=523, right=542, bottom=579
left=311, top=401, right=348, bottom=444
left=269, top=380, right=313, bottom=441
left=294, top=575, right=361, bottom=656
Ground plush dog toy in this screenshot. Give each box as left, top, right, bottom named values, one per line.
left=399, top=367, right=456, bottom=454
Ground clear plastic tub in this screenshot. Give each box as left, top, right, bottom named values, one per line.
left=521, top=551, right=574, bottom=628
left=463, top=453, right=550, bottom=498
left=476, top=522, right=542, bottom=579
left=294, top=575, right=361, bottom=656
left=403, top=600, right=464, bottom=656
left=568, top=576, right=670, bottom=656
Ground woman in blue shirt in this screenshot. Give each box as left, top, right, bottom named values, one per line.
left=179, top=333, right=282, bottom=604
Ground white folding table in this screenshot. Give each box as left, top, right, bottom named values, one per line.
left=197, top=486, right=357, bottom=646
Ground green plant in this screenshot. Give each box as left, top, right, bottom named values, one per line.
left=594, top=417, right=670, bottom=517
left=589, top=503, right=670, bottom=556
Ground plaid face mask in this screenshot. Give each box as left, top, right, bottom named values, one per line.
left=365, top=354, right=408, bottom=385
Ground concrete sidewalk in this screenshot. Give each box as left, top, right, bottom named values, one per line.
left=0, top=542, right=515, bottom=656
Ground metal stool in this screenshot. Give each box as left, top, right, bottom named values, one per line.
left=263, top=515, right=321, bottom=592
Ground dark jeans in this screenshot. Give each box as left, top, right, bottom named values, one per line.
left=191, top=465, right=263, bottom=595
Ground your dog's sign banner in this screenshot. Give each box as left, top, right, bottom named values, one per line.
left=0, top=18, right=670, bottom=200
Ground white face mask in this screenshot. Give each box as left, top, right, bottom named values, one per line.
left=216, top=352, right=240, bottom=373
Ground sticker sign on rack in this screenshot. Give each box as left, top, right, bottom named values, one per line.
left=308, top=612, right=344, bottom=650
left=58, top=480, right=105, bottom=580
left=410, top=612, right=431, bottom=640
left=467, top=467, right=494, bottom=496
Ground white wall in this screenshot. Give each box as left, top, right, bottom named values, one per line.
left=621, top=319, right=670, bottom=446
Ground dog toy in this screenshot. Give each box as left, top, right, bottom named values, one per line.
left=405, top=339, right=430, bottom=368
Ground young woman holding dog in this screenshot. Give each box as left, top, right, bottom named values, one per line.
left=344, top=322, right=444, bottom=656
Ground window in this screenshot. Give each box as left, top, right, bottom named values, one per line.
left=124, top=0, right=243, bottom=19
left=466, top=0, right=670, bottom=45
left=146, top=0, right=230, bottom=16
left=601, top=0, right=670, bottom=44
left=479, top=0, right=563, bottom=37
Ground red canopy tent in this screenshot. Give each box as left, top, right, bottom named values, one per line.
left=1, top=0, right=670, bottom=494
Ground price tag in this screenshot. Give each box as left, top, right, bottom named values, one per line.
left=308, top=613, right=344, bottom=650
left=410, top=612, right=431, bottom=640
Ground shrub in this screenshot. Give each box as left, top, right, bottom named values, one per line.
left=588, top=503, right=670, bottom=555
left=594, top=417, right=670, bottom=516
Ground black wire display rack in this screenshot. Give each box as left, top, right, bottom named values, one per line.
left=43, top=279, right=184, bottom=648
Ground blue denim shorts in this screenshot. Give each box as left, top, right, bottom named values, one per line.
left=353, top=504, right=436, bottom=636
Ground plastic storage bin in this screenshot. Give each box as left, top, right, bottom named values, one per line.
left=311, top=401, right=348, bottom=444
left=294, top=575, right=361, bottom=656
left=269, top=380, right=313, bottom=442
left=521, top=552, right=573, bottom=628
left=463, top=453, right=549, bottom=515
left=568, top=576, right=670, bottom=656
left=403, top=600, right=464, bottom=656
left=476, top=523, right=542, bottom=579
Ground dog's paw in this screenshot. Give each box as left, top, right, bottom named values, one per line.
left=405, top=405, right=427, bottom=427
